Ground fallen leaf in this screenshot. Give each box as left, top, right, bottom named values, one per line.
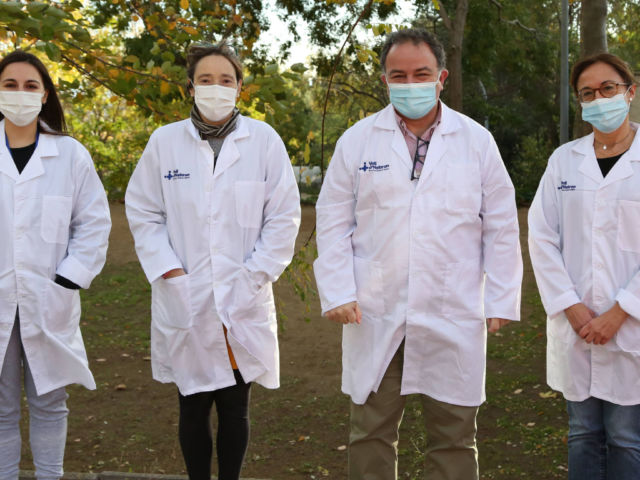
left=539, top=391, right=557, bottom=399
left=513, top=388, right=523, bottom=394
left=115, top=384, right=127, bottom=391
left=336, top=445, right=347, bottom=451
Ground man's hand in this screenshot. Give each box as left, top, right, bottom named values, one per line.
left=564, top=303, right=596, bottom=334
left=487, top=318, right=511, bottom=333
left=579, top=303, right=628, bottom=345
left=163, top=268, right=186, bottom=279
left=325, top=301, right=362, bottom=325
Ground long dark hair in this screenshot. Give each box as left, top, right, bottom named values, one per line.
left=0, top=50, right=67, bottom=134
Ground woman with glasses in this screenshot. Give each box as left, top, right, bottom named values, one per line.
left=529, top=52, right=640, bottom=479
left=0, top=51, right=111, bottom=480
left=125, top=43, right=300, bottom=480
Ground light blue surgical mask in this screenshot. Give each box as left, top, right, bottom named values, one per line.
left=581, top=92, right=630, bottom=133
left=388, top=81, right=438, bottom=119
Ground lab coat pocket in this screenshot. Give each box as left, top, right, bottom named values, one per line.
left=615, top=318, right=640, bottom=354
left=41, top=195, right=72, bottom=244
left=547, top=312, right=581, bottom=346
left=353, top=256, right=384, bottom=316
left=234, top=181, right=266, bottom=228
left=443, top=257, right=483, bottom=320
left=617, top=200, right=640, bottom=253
left=446, top=164, right=481, bottom=213
left=152, top=274, right=194, bottom=330
left=42, top=278, right=80, bottom=335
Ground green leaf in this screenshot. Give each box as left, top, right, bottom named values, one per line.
left=43, top=43, right=61, bottom=62
left=264, top=63, right=278, bottom=75
left=26, top=2, right=48, bottom=15
left=290, top=63, right=307, bottom=73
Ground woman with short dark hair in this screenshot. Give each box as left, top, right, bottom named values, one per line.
left=125, top=43, right=300, bottom=480
left=529, top=52, right=640, bottom=479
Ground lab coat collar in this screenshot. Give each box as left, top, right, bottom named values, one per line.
left=573, top=122, right=640, bottom=187
left=0, top=120, right=57, bottom=183
left=185, top=115, right=250, bottom=178
left=373, top=101, right=462, bottom=177
left=420, top=102, right=462, bottom=182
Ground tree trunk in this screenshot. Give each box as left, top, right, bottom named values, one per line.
left=581, top=0, right=608, bottom=56
left=574, top=0, right=608, bottom=137
left=436, top=0, right=469, bottom=113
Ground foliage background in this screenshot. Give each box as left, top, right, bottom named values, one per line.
left=2, top=0, right=640, bottom=202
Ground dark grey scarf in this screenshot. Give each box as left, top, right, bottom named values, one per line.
left=190, top=105, right=240, bottom=139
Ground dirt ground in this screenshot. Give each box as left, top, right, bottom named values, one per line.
left=19, top=204, right=567, bottom=479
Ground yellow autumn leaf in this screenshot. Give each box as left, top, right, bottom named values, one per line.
left=432, top=0, right=440, bottom=10
left=183, top=26, right=199, bottom=35
left=160, top=81, right=171, bottom=95
left=180, top=0, right=189, bottom=9
left=539, top=391, right=557, bottom=399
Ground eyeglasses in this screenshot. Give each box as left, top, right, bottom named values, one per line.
left=411, top=137, right=429, bottom=181
left=577, top=81, right=630, bottom=103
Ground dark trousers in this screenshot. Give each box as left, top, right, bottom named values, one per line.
left=178, top=370, right=251, bottom=480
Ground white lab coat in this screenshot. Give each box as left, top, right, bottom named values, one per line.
left=0, top=121, right=111, bottom=395
left=528, top=126, right=640, bottom=405
left=314, top=103, right=522, bottom=406
left=125, top=116, right=300, bottom=396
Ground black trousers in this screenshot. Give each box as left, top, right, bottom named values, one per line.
left=178, top=370, right=251, bottom=480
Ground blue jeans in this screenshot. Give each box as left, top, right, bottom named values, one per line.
left=567, top=397, right=640, bottom=480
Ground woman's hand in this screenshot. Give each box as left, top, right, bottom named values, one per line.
left=162, top=268, right=186, bottom=279
left=565, top=303, right=596, bottom=334
left=579, top=303, right=628, bottom=345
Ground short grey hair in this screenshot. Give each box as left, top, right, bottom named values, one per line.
left=380, top=28, right=446, bottom=72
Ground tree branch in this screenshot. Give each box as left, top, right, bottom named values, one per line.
left=488, top=0, right=537, bottom=34
left=62, top=40, right=183, bottom=86
left=437, top=1, right=453, bottom=31
left=332, top=80, right=386, bottom=107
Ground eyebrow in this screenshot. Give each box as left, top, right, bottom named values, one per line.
left=196, top=73, right=235, bottom=80
left=579, top=80, right=621, bottom=89
left=0, top=77, right=42, bottom=85
left=388, top=67, right=434, bottom=75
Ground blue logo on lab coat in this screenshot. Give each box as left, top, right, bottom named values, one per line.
left=557, top=180, right=576, bottom=191
left=359, top=161, right=390, bottom=173
left=164, top=169, right=190, bottom=180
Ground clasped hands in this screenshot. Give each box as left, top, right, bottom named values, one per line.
left=564, top=302, right=628, bottom=345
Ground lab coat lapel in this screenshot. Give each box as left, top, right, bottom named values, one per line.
left=419, top=103, right=460, bottom=182
left=574, top=134, right=603, bottom=185
left=600, top=130, right=640, bottom=188
left=16, top=132, right=56, bottom=184
left=213, top=116, right=250, bottom=179
left=375, top=105, right=413, bottom=172
left=0, top=126, right=18, bottom=181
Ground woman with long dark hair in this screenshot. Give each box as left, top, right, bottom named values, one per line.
left=0, top=50, right=111, bottom=479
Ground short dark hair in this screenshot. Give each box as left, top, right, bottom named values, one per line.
left=570, top=52, right=636, bottom=93
left=380, top=28, right=446, bottom=72
left=186, top=42, right=243, bottom=85
left=0, top=50, right=67, bottom=134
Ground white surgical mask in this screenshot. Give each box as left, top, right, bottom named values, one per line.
left=0, top=91, right=44, bottom=127
left=194, top=84, right=238, bottom=122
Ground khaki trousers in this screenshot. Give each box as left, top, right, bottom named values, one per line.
left=348, top=343, right=479, bottom=480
